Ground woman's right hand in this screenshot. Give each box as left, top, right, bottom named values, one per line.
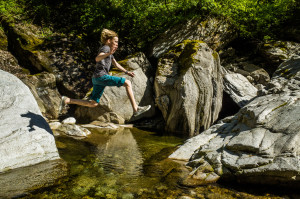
left=110, top=45, right=118, bottom=55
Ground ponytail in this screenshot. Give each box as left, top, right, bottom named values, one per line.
left=101, top=29, right=118, bottom=44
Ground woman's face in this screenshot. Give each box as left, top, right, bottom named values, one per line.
left=108, top=37, right=118, bottom=49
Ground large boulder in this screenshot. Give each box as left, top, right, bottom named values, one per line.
left=154, top=40, right=223, bottom=136
left=150, top=17, right=236, bottom=59
left=170, top=58, right=300, bottom=186
left=0, top=70, right=60, bottom=172
left=75, top=53, right=156, bottom=123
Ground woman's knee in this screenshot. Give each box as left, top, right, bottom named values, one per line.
left=123, top=79, right=131, bottom=87
left=88, top=100, right=98, bottom=107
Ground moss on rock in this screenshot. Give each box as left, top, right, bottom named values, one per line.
left=157, top=40, right=206, bottom=77
left=0, top=26, right=8, bottom=50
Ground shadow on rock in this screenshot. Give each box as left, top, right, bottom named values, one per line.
left=21, top=111, right=53, bottom=135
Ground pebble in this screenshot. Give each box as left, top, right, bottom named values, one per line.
left=62, top=117, right=76, bottom=124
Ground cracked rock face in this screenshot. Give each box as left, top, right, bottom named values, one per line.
left=154, top=40, right=223, bottom=137
left=170, top=58, right=300, bottom=186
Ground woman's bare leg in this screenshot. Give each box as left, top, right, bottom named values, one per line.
left=123, top=80, right=138, bottom=112
left=64, top=97, right=98, bottom=108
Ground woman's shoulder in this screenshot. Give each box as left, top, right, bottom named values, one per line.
left=99, top=45, right=110, bottom=53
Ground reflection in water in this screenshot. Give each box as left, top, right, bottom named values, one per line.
left=96, top=128, right=143, bottom=179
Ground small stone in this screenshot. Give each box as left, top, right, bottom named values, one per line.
left=178, top=196, right=193, bottom=199
left=49, top=122, right=62, bottom=130
left=62, top=117, right=76, bottom=124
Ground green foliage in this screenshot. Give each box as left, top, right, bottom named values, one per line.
left=1, top=0, right=297, bottom=50
left=209, top=0, right=297, bottom=38
left=0, top=0, right=23, bottom=20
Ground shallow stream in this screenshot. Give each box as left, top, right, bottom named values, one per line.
left=4, top=126, right=289, bottom=199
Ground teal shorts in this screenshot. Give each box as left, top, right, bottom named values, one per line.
left=90, top=75, right=126, bottom=103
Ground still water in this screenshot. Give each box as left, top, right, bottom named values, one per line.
left=17, top=126, right=285, bottom=199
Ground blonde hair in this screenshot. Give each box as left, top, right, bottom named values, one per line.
left=101, top=29, right=118, bottom=44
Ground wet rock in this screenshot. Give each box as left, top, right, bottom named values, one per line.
left=0, top=159, right=67, bottom=198
left=72, top=175, right=98, bottom=196
left=223, top=73, right=258, bottom=107
left=0, top=70, right=60, bottom=172
left=154, top=40, right=223, bottom=136
left=170, top=58, right=300, bottom=186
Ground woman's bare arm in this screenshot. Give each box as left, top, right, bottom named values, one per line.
left=112, top=58, right=135, bottom=77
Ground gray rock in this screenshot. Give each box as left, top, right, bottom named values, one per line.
left=0, top=70, right=60, bottom=172
left=223, top=73, right=258, bottom=107
left=260, top=41, right=300, bottom=65
left=21, top=72, right=62, bottom=119
left=154, top=40, right=223, bottom=136
left=56, top=124, right=91, bottom=137
left=150, top=17, right=236, bottom=59
left=263, top=58, right=300, bottom=95
left=170, top=59, right=300, bottom=186
left=75, top=53, right=156, bottom=123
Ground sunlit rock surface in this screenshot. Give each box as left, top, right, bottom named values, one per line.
left=223, top=73, right=258, bottom=107
left=154, top=40, right=223, bottom=136
left=0, top=70, right=60, bottom=172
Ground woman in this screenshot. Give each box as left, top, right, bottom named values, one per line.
left=59, top=29, right=151, bottom=117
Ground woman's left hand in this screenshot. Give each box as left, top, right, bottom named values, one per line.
left=126, top=71, right=135, bottom=77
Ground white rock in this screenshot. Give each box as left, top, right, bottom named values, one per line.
left=49, top=122, right=62, bottom=130
left=58, top=124, right=91, bottom=137
left=62, top=117, right=76, bottom=124
left=0, top=70, right=60, bottom=172
left=224, top=73, right=258, bottom=107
